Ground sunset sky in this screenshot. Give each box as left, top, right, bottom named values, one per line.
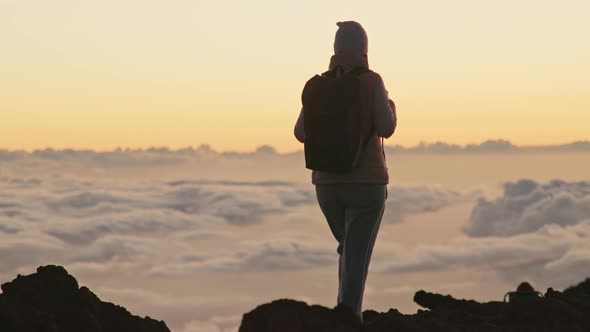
left=2, top=3, right=590, bottom=331
left=1, top=0, right=589, bottom=152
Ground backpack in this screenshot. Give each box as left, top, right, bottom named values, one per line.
left=301, top=66, right=371, bottom=172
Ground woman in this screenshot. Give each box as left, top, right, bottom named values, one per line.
left=294, top=21, right=397, bottom=322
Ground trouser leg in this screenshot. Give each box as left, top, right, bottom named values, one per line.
left=338, top=185, right=386, bottom=319
left=315, top=185, right=345, bottom=302
left=316, top=184, right=386, bottom=319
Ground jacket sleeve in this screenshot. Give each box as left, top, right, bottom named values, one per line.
left=294, top=107, right=305, bottom=143
left=373, top=76, right=397, bottom=138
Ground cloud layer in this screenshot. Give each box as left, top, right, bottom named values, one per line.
left=147, top=239, right=337, bottom=277
left=0, top=174, right=471, bottom=274
left=375, top=179, right=590, bottom=289
left=385, top=185, right=479, bottom=223
left=465, top=179, right=590, bottom=237
left=2, top=149, right=590, bottom=332
left=3, top=174, right=588, bottom=285
left=380, top=221, right=590, bottom=287
left=385, top=140, right=590, bottom=154
left=1, top=139, right=589, bottom=165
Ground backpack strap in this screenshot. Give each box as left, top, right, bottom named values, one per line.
left=348, top=66, right=370, bottom=77
left=321, top=66, right=340, bottom=78
left=321, top=66, right=370, bottom=78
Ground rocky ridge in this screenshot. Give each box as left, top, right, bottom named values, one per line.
left=239, top=278, right=590, bottom=332
left=0, top=265, right=170, bottom=332
left=2, top=265, right=589, bottom=332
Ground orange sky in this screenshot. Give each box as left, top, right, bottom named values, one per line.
left=1, top=0, right=589, bottom=152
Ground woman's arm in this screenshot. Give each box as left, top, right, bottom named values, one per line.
left=373, top=76, right=397, bottom=138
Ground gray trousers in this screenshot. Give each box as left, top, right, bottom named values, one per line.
left=315, top=184, right=387, bottom=320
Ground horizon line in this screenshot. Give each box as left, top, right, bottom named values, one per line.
left=2, top=139, right=590, bottom=155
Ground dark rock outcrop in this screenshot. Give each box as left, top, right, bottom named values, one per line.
left=240, top=278, right=590, bottom=332
left=0, top=265, right=170, bottom=332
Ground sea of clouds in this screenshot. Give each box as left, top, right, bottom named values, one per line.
left=0, top=174, right=475, bottom=275
left=379, top=179, right=590, bottom=287
left=1, top=148, right=590, bottom=331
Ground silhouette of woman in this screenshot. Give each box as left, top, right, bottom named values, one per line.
left=294, top=21, right=397, bottom=323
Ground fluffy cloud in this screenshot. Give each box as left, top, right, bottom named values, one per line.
left=157, top=184, right=295, bottom=226
left=1, top=176, right=312, bottom=245
left=379, top=222, right=590, bottom=287
left=70, top=235, right=163, bottom=263
left=464, top=179, right=590, bottom=237
left=379, top=180, right=590, bottom=288
left=147, top=239, right=337, bottom=277
left=0, top=232, right=66, bottom=273
left=46, top=209, right=207, bottom=245
left=65, top=234, right=329, bottom=278
left=384, top=185, right=479, bottom=223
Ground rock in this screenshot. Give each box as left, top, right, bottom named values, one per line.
left=0, top=265, right=170, bottom=332
left=240, top=278, right=590, bottom=332
left=239, top=299, right=363, bottom=332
